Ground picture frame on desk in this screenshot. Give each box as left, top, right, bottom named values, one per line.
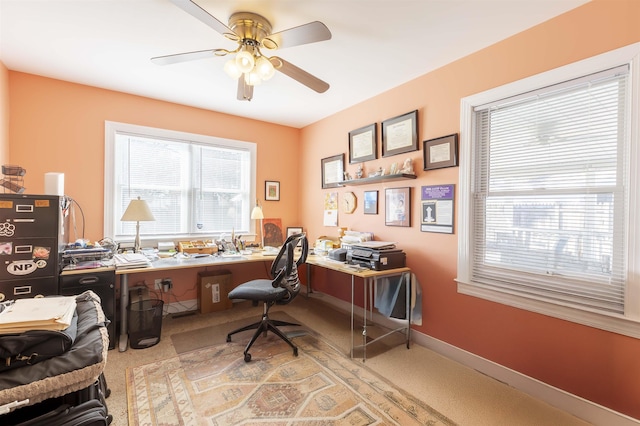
left=287, top=226, right=303, bottom=237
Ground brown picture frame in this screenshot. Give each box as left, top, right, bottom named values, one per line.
left=321, top=154, right=345, bottom=189
left=363, top=190, right=378, bottom=215
left=382, top=110, right=418, bottom=158
left=385, top=187, right=411, bottom=227
left=349, top=123, right=377, bottom=163
left=265, top=180, right=280, bottom=201
left=423, top=133, right=459, bottom=170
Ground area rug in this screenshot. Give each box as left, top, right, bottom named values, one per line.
left=126, top=333, right=456, bottom=425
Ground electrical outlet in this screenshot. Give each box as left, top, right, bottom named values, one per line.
left=154, top=278, right=162, bottom=290
left=162, top=278, right=173, bottom=289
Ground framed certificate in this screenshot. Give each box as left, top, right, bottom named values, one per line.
left=349, top=123, right=377, bottom=163
left=382, top=110, right=418, bottom=158
left=321, top=154, right=344, bottom=189
left=423, top=133, right=459, bottom=170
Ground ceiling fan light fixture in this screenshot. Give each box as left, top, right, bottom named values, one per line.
left=245, top=69, right=262, bottom=86
left=235, top=48, right=255, bottom=73
left=223, top=58, right=242, bottom=79
left=255, top=56, right=275, bottom=80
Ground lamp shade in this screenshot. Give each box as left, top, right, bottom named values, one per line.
left=121, top=197, right=155, bottom=222
left=250, top=205, right=264, bottom=220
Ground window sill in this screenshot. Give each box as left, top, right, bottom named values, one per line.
left=456, top=280, right=640, bottom=339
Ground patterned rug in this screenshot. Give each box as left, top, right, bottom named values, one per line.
left=126, top=333, right=456, bottom=425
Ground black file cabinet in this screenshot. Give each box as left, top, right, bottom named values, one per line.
left=60, top=269, right=116, bottom=349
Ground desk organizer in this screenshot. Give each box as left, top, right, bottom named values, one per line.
left=178, top=240, right=218, bottom=255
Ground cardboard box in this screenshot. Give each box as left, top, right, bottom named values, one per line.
left=197, top=270, right=232, bottom=313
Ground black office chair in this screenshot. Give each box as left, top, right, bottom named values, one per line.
left=226, top=232, right=309, bottom=362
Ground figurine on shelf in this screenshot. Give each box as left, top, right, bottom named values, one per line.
left=401, top=158, right=414, bottom=174
left=355, top=164, right=364, bottom=179
left=343, top=171, right=352, bottom=181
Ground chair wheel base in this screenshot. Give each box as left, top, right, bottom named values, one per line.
left=293, top=347, right=298, bottom=357
left=226, top=335, right=231, bottom=342
left=244, top=352, right=252, bottom=362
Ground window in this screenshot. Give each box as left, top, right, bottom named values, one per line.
left=104, top=122, right=257, bottom=245
left=458, top=43, right=640, bottom=338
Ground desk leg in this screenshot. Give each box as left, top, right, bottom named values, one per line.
left=362, top=277, right=369, bottom=362
left=118, top=273, right=129, bottom=352
left=306, top=263, right=312, bottom=297
left=405, top=272, right=411, bottom=349
left=350, top=275, right=354, bottom=359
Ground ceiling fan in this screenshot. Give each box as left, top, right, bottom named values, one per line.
left=152, top=0, right=332, bottom=101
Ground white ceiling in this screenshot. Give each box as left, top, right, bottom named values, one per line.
left=0, top=0, right=589, bottom=128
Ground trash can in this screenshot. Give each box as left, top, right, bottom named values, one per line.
left=128, top=299, right=163, bottom=349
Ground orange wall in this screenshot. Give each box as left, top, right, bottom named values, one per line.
left=300, top=0, right=640, bottom=419
left=0, top=61, right=8, bottom=165
left=7, top=73, right=301, bottom=242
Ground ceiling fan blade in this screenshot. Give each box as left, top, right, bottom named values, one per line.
left=267, top=21, right=331, bottom=49
left=170, top=0, right=235, bottom=36
left=151, top=49, right=217, bottom=65
left=237, top=78, right=253, bottom=101
left=269, top=57, right=329, bottom=93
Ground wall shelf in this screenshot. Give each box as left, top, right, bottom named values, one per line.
left=339, top=173, right=417, bottom=186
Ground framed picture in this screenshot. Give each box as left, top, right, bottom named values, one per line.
left=265, top=180, right=280, bottom=201
left=286, top=226, right=303, bottom=237
left=349, top=123, right=377, bottom=163
left=382, top=110, right=418, bottom=158
left=423, top=133, right=459, bottom=170
left=263, top=218, right=284, bottom=247
left=385, top=187, right=411, bottom=227
left=321, top=154, right=345, bottom=189
left=363, top=190, right=378, bottom=214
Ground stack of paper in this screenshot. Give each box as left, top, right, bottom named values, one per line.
left=113, top=253, right=152, bottom=269
left=0, top=296, right=77, bottom=334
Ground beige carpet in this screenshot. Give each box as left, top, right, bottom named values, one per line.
left=126, top=318, right=456, bottom=425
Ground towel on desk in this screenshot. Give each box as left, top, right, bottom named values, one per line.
left=374, top=273, right=422, bottom=326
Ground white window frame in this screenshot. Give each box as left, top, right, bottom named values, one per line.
left=458, top=42, right=640, bottom=338
left=104, top=121, right=257, bottom=246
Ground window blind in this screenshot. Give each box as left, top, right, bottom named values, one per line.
left=471, top=66, right=629, bottom=314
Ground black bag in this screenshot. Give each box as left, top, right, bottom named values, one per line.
left=14, top=399, right=109, bottom=426
left=0, top=310, right=78, bottom=371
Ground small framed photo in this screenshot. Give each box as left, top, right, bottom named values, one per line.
left=349, top=123, right=377, bottom=164
left=363, top=190, right=378, bottom=215
left=423, top=133, right=459, bottom=170
left=321, top=154, right=345, bottom=189
left=385, top=187, right=411, bottom=227
left=286, top=226, right=303, bottom=237
left=265, top=180, right=280, bottom=201
left=382, top=110, right=418, bottom=158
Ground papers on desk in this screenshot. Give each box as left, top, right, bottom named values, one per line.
left=0, top=296, right=76, bottom=334
left=113, top=253, right=152, bottom=269
left=352, top=241, right=396, bottom=250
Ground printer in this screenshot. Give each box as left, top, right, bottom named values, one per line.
left=346, top=243, right=406, bottom=271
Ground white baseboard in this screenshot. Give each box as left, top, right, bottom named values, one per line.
left=307, top=287, right=640, bottom=426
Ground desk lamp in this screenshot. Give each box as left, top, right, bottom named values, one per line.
left=250, top=201, right=264, bottom=248
left=121, top=196, right=155, bottom=252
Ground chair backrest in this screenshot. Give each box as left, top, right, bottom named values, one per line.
left=270, top=232, right=308, bottom=305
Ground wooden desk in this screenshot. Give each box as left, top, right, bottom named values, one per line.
left=115, top=254, right=271, bottom=352
left=306, top=255, right=411, bottom=361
